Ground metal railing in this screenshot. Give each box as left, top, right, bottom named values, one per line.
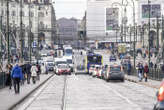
left=124, top=66, right=163, bottom=81
left=0, top=72, right=6, bottom=89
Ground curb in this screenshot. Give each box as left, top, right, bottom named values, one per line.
left=9, top=74, right=54, bottom=110
left=125, top=77, right=159, bottom=89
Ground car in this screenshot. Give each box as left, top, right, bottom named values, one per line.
left=54, top=58, right=67, bottom=74
left=46, top=60, right=54, bottom=71
left=89, top=65, right=95, bottom=75
left=153, top=82, right=164, bottom=110
left=92, top=65, right=102, bottom=78
left=104, top=64, right=125, bottom=82
left=56, top=64, right=71, bottom=75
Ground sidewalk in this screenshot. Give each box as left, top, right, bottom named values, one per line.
left=125, top=74, right=162, bottom=89
left=0, top=74, right=53, bottom=110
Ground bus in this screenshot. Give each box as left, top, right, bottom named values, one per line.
left=64, top=46, right=73, bottom=57
left=85, top=53, right=103, bottom=73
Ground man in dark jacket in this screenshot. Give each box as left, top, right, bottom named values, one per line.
left=11, top=64, right=23, bottom=94
left=26, top=63, right=31, bottom=84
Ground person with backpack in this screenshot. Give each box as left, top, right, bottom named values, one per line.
left=11, top=63, right=23, bottom=94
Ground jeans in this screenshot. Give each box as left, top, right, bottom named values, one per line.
left=13, top=78, right=20, bottom=93
left=138, top=72, right=143, bottom=81
left=27, top=74, right=31, bottom=84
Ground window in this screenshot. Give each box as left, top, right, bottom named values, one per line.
left=20, top=11, right=25, bottom=17
left=38, top=12, right=44, bottom=17
left=12, top=11, right=16, bottom=16
left=30, top=12, right=34, bottom=17
left=1, top=10, right=4, bottom=16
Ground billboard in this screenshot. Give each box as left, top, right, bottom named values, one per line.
left=106, top=8, right=119, bottom=31
left=142, top=4, right=161, bottom=18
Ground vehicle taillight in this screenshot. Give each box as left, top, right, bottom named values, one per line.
left=158, top=86, right=164, bottom=101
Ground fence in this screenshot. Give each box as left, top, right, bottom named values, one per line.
left=0, top=72, right=6, bottom=89
left=124, top=66, right=163, bottom=81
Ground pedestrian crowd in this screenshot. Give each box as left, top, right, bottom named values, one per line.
left=5, top=62, right=48, bottom=94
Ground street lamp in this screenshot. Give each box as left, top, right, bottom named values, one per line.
left=6, top=0, right=10, bottom=63
left=148, top=0, right=151, bottom=67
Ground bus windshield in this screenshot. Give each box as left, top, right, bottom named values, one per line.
left=87, top=55, right=102, bottom=64
left=65, top=49, right=72, bottom=55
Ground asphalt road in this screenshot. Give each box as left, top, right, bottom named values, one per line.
left=14, top=75, right=157, bottom=110
left=13, top=49, right=158, bottom=110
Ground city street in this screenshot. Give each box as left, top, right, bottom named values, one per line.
left=13, top=75, right=157, bottom=110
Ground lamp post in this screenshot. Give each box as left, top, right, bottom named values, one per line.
left=148, top=0, right=151, bottom=67
left=20, top=0, right=23, bottom=63
left=29, top=0, right=32, bottom=63
left=6, top=0, right=10, bottom=63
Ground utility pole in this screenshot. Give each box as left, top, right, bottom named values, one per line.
left=20, top=0, right=23, bottom=63
left=7, top=0, right=10, bottom=63
left=0, top=16, right=2, bottom=63
left=29, top=0, right=32, bottom=63
left=131, top=0, right=136, bottom=67
left=162, top=15, right=164, bottom=64
left=156, top=15, right=159, bottom=51
left=148, top=0, right=151, bottom=67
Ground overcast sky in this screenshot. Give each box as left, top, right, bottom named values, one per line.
left=53, top=0, right=87, bottom=20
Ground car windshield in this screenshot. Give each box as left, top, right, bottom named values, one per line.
left=47, top=63, right=54, bottom=66
left=110, top=66, right=121, bottom=72
left=58, top=65, right=69, bottom=69
left=56, top=61, right=66, bottom=65
left=65, top=49, right=72, bottom=54
left=67, top=60, right=72, bottom=64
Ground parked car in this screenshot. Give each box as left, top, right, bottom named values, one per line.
left=56, top=64, right=71, bottom=75
left=104, top=64, right=125, bottom=82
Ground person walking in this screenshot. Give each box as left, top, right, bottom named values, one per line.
left=31, top=64, right=38, bottom=84
left=26, top=63, right=31, bottom=84
left=137, top=63, right=144, bottom=82
left=144, top=63, right=149, bottom=82
left=36, top=63, right=41, bottom=81
left=127, top=62, right=131, bottom=75
left=11, top=63, right=23, bottom=94
left=41, top=63, right=46, bottom=74
left=5, top=64, right=13, bottom=89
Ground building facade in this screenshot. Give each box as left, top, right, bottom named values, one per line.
left=0, top=0, right=56, bottom=49
left=86, top=0, right=138, bottom=43
left=138, top=0, right=164, bottom=48
left=57, top=18, right=78, bottom=44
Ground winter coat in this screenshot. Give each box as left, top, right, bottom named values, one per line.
left=144, top=65, right=149, bottom=73
left=31, top=66, right=38, bottom=77
left=26, top=64, right=31, bottom=74
left=11, top=65, right=23, bottom=80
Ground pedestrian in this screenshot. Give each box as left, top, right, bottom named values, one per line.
left=144, top=63, right=149, bottom=82
left=11, top=63, right=23, bottom=94
left=137, top=63, right=144, bottom=81
left=127, top=62, right=131, bottom=75
left=5, top=64, right=13, bottom=89
left=26, top=63, right=31, bottom=84
left=31, top=64, right=38, bottom=84
left=36, top=63, right=41, bottom=81
left=20, top=64, right=26, bottom=85
left=41, top=63, right=46, bottom=74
